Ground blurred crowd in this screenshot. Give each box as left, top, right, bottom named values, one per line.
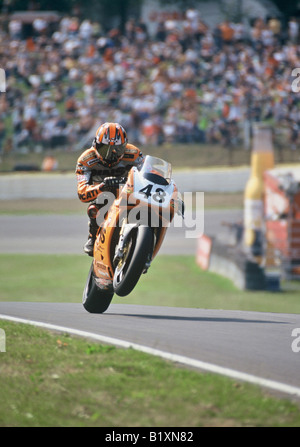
left=1, top=9, right=300, bottom=155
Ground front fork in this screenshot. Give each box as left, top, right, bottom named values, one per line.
left=113, top=217, right=129, bottom=266
left=113, top=218, right=155, bottom=273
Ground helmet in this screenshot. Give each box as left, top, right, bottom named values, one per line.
left=93, top=122, right=128, bottom=167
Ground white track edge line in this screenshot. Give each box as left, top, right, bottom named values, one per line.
left=1, top=314, right=300, bottom=399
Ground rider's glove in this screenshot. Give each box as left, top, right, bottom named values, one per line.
left=103, top=177, right=121, bottom=188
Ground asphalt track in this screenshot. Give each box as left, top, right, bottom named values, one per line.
left=0, top=209, right=242, bottom=255
left=1, top=210, right=300, bottom=399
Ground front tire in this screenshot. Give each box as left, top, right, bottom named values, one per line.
left=113, top=225, right=153, bottom=297
left=83, top=263, right=114, bottom=313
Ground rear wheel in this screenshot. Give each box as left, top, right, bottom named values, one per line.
left=83, top=263, right=114, bottom=313
left=113, top=225, right=153, bottom=297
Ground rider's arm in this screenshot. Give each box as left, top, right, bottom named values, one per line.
left=76, top=148, right=104, bottom=202
left=76, top=169, right=103, bottom=202
left=123, top=144, right=144, bottom=169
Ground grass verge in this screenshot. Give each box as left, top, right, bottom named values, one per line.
left=0, top=144, right=249, bottom=172
left=0, top=319, right=300, bottom=427
left=1, top=142, right=300, bottom=172
left=1, top=254, right=300, bottom=314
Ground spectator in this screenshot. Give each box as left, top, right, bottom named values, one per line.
left=8, top=19, right=22, bottom=39
left=218, top=19, right=235, bottom=46
left=1, top=11, right=300, bottom=154
left=288, top=17, right=299, bottom=44
left=33, top=17, right=48, bottom=36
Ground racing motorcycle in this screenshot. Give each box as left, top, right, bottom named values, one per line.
left=82, top=155, right=182, bottom=313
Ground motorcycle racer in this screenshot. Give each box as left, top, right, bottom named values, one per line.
left=76, top=122, right=144, bottom=256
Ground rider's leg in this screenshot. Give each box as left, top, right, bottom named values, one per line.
left=83, top=204, right=99, bottom=256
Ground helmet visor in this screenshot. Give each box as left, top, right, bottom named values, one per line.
left=97, top=143, right=125, bottom=164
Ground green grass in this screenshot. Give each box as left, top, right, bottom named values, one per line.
left=0, top=319, right=300, bottom=427
left=1, top=142, right=300, bottom=172
left=1, top=253, right=300, bottom=427
left=1, top=254, right=300, bottom=314
left=0, top=254, right=91, bottom=303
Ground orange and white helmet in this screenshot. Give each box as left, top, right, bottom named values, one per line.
left=93, top=122, right=128, bottom=167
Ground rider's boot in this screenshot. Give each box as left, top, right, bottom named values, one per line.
left=83, top=218, right=99, bottom=257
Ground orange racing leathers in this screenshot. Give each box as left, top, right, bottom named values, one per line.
left=75, top=143, right=144, bottom=203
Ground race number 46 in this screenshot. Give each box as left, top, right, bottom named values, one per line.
left=139, top=184, right=166, bottom=203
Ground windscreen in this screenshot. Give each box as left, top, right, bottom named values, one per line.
left=140, top=156, right=172, bottom=184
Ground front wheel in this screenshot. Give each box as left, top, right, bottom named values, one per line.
left=113, top=225, right=153, bottom=297
left=83, top=263, right=114, bottom=313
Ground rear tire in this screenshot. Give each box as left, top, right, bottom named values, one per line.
left=83, top=263, right=114, bottom=313
left=113, top=225, right=153, bottom=297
